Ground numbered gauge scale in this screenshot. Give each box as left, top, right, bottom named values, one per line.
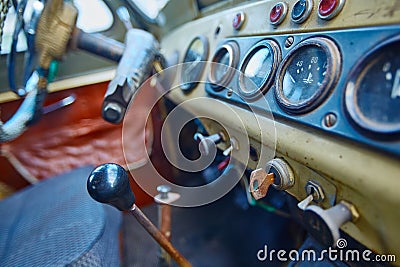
left=275, top=37, right=341, bottom=114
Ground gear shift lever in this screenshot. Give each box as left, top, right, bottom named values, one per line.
left=87, top=163, right=191, bottom=267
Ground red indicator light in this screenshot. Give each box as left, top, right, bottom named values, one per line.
left=318, top=0, right=345, bottom=20
left=270, top=2, right=288, bottom=25
left=232, top=12, right=245, bottom=30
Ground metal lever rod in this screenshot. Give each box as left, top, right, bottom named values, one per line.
left=131, top=204, right=191, bottom=267
left=42, top=94, right=76, bottom=114
left=72, top=28, right=125, bottom=63
left=101, top=29, right=159, bottom=124
left=87, top=163, right=191, bottom=267
left=116, top=6, right=133, bottom=30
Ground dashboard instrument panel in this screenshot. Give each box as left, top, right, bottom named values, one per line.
left=160, top=0, right=400, bottom=261
left=205, top=26, right=400, bottom=156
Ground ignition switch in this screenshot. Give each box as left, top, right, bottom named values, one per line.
left=250, top=158, right=295, bottom=200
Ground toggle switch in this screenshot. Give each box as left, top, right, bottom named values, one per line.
left=222, top=137, right=238, bottom=156
left=297, top=180, right=326, bottom=210
left=193, top=132, right=223, bottom=156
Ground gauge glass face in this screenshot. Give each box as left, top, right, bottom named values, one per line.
left=282, top=45, right=328, bottom=104
left=349, top=40, right=400, bottom=131
left=241, top=46, right=273, bottom=94
left=213, top=48, right=231, bottom=83
left=181, top=37, right=208, bottom=91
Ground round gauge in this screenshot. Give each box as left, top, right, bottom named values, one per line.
left=345, top=35, right=400, bottom=134
left=209, top=41, right=239, bottom=90
left=180, top=35, right=209, bottom=92
left=238, top=39, right=281, bottom=98
left=275, top=37, right=341, bottom=113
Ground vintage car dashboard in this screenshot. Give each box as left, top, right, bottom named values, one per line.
left=160, top=0, right=400, bottom=261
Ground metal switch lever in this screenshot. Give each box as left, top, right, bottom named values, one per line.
left=42, top=94, right=76, bottom=114
left=193, top=132, right=223, bottom=156
left=116, top=6, right=133, bottom=30
left=101, top=29, right=160, bottom=124
left=155, top=185, right=179, bottom=267
left=87, top=163, right=191, bottom=267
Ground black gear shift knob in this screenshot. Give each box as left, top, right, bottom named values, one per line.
left=87, top=163, right=135, bottom=211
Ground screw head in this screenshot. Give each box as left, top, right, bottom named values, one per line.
left=323, top=113, right=337, bottom=128
left=284, top=36, right=294, bottom=48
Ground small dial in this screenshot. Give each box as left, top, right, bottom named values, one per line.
left=275, top=37, right=341, bottom=113
left=209, top=41, right=239, bottom=90
left=239, top=39, right=281, bottom=98
left=345, top=36, right=400, bottom=134
left=181, top=36, right=209, bottom=92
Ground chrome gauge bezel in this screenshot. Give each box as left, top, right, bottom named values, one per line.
left=344, top=35, right=400, bottom=134
left=180, top=35, right=209, bottom=92
left=238, top=39, right=281, bottom=99
left=275, top=37, right=341, bottom=114
left=209, top=41, right=239, bottom=91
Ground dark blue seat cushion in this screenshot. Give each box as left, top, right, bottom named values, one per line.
left=0, top=166, right=121, bottom=267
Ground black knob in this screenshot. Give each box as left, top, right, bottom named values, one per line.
left=87, top=163, right=135, bottom=211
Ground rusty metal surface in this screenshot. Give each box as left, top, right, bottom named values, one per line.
left=249, top=168, right=275, bottom=200
left=159, top=204, right=172, bottom=266
left=131, top=205, right=191, bottom=267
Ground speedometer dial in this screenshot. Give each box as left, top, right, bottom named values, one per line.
left=181, top=35, right=209, bottom=92
left=275, top=37, right=341, bottom=113
left=209, top=41, right=239, bottom=91
left=345, top=35, right=400, bottom=134
left=239, top=39, right=281, bottom=98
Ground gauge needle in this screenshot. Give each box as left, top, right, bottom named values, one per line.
left=185, top=56, right=201, bottom=74
left=390, top=69, right=400, bottom=99
left=288, top=73, right=296, bottom=84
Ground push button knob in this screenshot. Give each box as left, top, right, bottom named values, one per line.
left=304, top=201, right=359, bottom=247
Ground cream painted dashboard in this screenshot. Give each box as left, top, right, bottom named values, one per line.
left=160, top=0, right=400, bottom=261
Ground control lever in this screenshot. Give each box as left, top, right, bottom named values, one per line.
left=87, top=163, right=191, bottom=267
left=101, top=29, right=159, bottom=124
left=72, top=29, right=125, bottom=63
left=116, top=6, right=133, bottom=30
left=193, top=132, right=224, bottom=155
left=155, top=185, right=180, bottom=267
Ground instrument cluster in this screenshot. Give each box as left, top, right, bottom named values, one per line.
left=180, top=25, right=400, bottom=156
